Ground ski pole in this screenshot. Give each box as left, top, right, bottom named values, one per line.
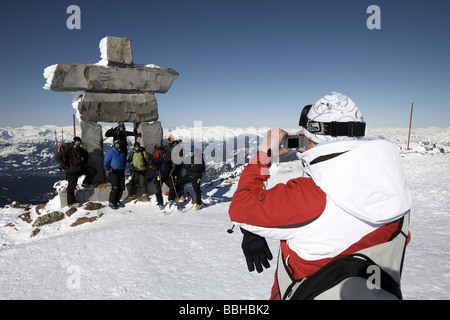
left=227, top=224, right=235, bottom=234
left=158, top=170, right=165, bottom=212
left=170, top=173, right=181, bottom=210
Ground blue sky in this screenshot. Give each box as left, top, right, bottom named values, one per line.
left=0, top=0, right=449, bottom=129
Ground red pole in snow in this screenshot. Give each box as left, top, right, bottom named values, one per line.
left=407, top=103, right=414, bottom=150
left=73, top=114, right=76, bottom=138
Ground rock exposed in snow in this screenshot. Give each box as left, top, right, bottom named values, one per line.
left=32, top=211, right=64, bottom=227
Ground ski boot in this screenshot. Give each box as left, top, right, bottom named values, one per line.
left=116, top=202, right=125, bottom=208
left=169, top=200, right=178, bottom=206
left=109, top=202, right=119, bottom=210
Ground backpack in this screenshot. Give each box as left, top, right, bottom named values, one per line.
left=152, top=147, right=165, bottom=167
left=282, top=253, right=402, bottom=300
left=56, top=142, right=72, bottom=170
left=277, top=211, right=410, bottom=300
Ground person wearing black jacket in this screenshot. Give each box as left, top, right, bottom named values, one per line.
left=149, top=146, right=177, bottom=209
left=163, top=134, right=183, bottom=187
left=176, top=146, right=206, bottom=210
left=55, top=137, right=97, bottom=206
left=105, top=122, right=137, bottom=154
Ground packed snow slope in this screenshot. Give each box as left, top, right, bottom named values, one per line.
left=0, top=125, right=449, bottom=299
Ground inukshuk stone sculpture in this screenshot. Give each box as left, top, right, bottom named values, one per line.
left=43, top=36, right=179, bottom=184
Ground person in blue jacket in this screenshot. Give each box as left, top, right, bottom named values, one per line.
left=104, top=140, right=128, bottom=209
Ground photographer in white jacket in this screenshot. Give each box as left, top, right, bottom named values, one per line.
left=229, top=92, right=412, bottom=299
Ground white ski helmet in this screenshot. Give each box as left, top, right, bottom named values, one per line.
left=300, top=92, right=365, bottom=144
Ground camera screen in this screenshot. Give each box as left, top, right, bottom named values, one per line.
left=287, top=137, right=300, bottom=149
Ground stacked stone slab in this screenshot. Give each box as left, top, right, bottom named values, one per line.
left=44, top=36, right=179, bottom=186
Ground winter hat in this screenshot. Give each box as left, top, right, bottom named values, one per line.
left=134, top=142, right=141, bottom=147
left=300, top=92, right=365, bottom=144
left=73, top=136, right=82, bottom=145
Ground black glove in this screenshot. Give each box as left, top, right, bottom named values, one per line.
left=241, top=227, right=273, bottom=273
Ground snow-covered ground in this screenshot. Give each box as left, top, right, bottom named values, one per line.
left=0, top=126, right=449, bottom=300
left=0, top=168, right=272, bottom=300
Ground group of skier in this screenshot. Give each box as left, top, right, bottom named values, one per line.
left=150, top=135, right=206, bottom=211
left=55, top=121, right=206, bottom=211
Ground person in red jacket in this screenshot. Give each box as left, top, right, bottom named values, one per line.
left=228, top=92, right=412, bottom=300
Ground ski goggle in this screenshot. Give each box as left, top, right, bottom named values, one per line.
left=299, top=104, right=366, bottom=137
left=299, top=104, right=313, bottom=128
left=74, top=140, right=82, bottom=146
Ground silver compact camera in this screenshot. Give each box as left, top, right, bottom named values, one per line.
left=281, top=135, right=304, bottom=150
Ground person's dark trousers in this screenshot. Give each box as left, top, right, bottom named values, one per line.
left=130, top=170, right=148, bottom=195
left=66, top=167, right=97, bottom=205
left=155, top=175, right=176, bottom=205
left=176, top=175, right=202, bottom=205
left=108, top=169, right=125, bottom=203
left=173, top=165, right=183, bottom=193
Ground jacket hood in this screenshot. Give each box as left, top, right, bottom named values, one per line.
left=299, top=140, right=411, bottom=225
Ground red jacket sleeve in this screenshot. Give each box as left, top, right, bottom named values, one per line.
left=229, top=152, right=326, bottom=228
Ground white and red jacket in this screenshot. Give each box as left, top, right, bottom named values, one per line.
left=229, top=139, right=412, bottom=300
